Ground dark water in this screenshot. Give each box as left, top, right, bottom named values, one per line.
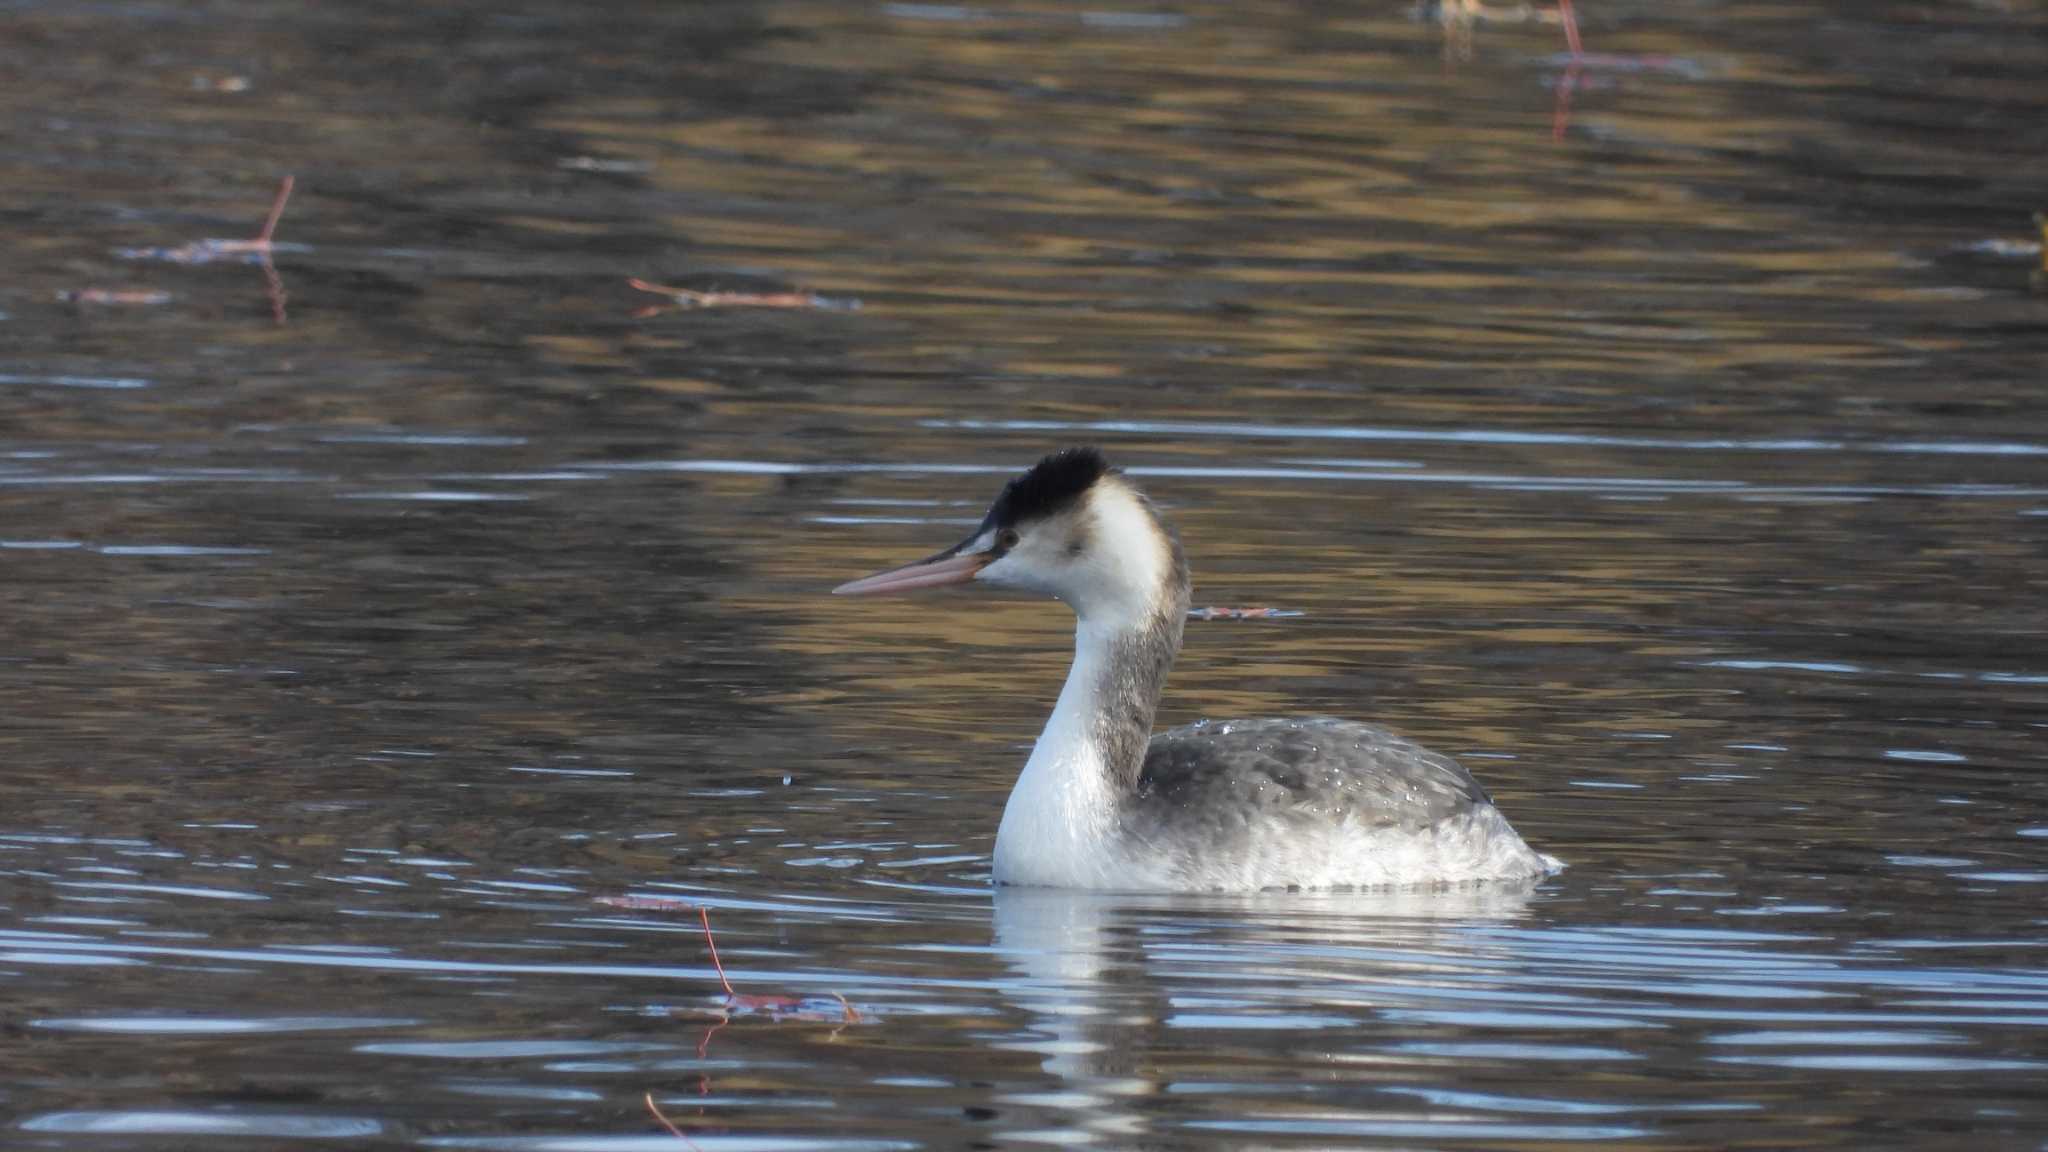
left=5, top=1, right=2048, bottom=1148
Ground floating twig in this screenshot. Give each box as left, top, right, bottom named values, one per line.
left=56, top=288, right=172, bottom=306
left=603, top=897, right=865, bottom=1141
left=1188, top=606, right=1304, bottom=621
left=594, top=895, right=859, bottom=1019
left=628, top=277, right=860, bottom=317
left=115, top=175, right=296, bottom=323
left=594, top=894, right=698, bottom=911
left=121, top=176, right=294, bottom=264
left=559, top=156, right=651, bottom=174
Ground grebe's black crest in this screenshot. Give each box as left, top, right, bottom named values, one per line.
left=985, top=446, right=1112, bottom=528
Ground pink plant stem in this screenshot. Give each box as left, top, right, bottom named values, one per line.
left=1552, top=60, right=1582, bottom=141
left=644, top=1093, right=706, bottom=1151
left=699, top=907, right=736, bottom=999
left=1558, top=0, right=1582, bottom=58
left=1551, top=0, right=1583, bottom=141
left=258, top=175, right=294, bottom=245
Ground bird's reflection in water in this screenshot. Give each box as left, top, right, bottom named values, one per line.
left=988, top=880, right=1540, bottom=1142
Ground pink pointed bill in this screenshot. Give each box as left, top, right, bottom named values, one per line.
left=832, top=549, right=991, bottom=596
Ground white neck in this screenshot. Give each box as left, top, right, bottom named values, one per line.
left=985, top=476, right=1192, bottom=888
left=992, top=620, right=1132, bottom=888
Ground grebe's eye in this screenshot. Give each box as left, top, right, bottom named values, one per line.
left=996, top=528, right=1020, bottom=551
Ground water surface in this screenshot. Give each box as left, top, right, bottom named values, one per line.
left=4, top=1, right=2047, bottom=1148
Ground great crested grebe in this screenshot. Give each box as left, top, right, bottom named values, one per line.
left=834, top=447, right=1557, bottom=891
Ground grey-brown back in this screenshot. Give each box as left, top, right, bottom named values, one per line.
left=1131, top=717, right=1495, bottom=849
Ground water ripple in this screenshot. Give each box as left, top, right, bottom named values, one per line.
left=22, top=1111, right=382, bottom=1138
left=919, top=417, right=2048, bottom=459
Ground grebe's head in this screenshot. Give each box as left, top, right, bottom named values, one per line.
left=833, top=447, right=1185, bottom=623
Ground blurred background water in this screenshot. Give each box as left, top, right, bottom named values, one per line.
left=3, top=1, right=2047, bottom=1148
